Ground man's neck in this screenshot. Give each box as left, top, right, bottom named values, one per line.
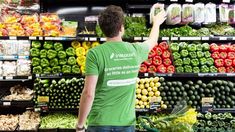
left=106, top=36, right=122, bottom=42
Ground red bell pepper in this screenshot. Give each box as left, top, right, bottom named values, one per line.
left=167, top=65, right=175, bottom=73
left=143, top=58, right=153, bottom=66
left=159, top=42, right=169, bottom=50
left=228, top=52, right=235, bottom=59
left=148, top=65, right=157, bottom=73
left=228, top=45, right=235, bottom=52
left=210, top=43, right=219, bottom=52
left=215, top=59, right=224, bottom=67
left=148, top=49, right=156, bottom=58
left=139, top=64, right=147, bottom=73
left=219, top=45, right=228, bottom=52
left=156, top=64, right=166, bottom=73
left=211, top=51, right=220, bottom=59
left=154, top=47, right=163, bottom=56
left=226, top=66, right=234, bottom=73
left=220, top=52, right=227, bottom=59
left=218, top=67, right=226, bottom=73
left=162, top=50, right=171, bottom=59
left=224, top=59, right=233, bottom=67
left=163, top=58, right=172, bottom=66
left=152, top=56, right=162, bottom=66
left=233, top=59, right=235, bottom=66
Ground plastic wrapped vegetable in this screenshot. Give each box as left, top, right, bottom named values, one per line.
left=32, top=57, right=40, bottom=66
left=219, top=4, right=229, bottom=22
left=205, top=3, right=216, bottom=24
left=68, top=57, right=76, bottom=65
left=75, top=47, right=86, bottom=57
left=71, top=41, right=81, bottom=48
left=54, top=42, right=63, bottom=51
left=52, top=66, right=61, bottom=74
left=166, top=4, right=181, bottom=25
left=47, top=50, right=57, bottom=59
left=32, top=41, right=41, bottom=48
left=59, top=58, right=67, bottom=65
left=43, top=41, right=53, bottom=49
left=58, top=51, right=67, bottom=59
left=182, top=4, right=194, bottom=24
left=72, top=65, right=80, bottom=74
left=150, top=4, right=165, bottom=24
left=43, top=67, right=52, bottom=74
left=40, top=49, right=47, bottom=58
left=30, top=48, right=40, bottom=57
left=229, top=5, right=235, bottom=24
left=66, top=47, right=75, bottom=56
left=41, top=58, right=49, bottom=67
left=50, top=58, right=59, bottom=67
left=194, top=3, right=205, bottom=24
left=33, top=66, right=42, bottom=74
left=62, top=65, right=71, bottom=73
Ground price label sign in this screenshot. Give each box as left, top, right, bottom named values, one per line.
left=186, top=0, right=193, bottom=2
left=29, top=37, right=37, bottom=40
left=201, top=97, right=214, bottom=113
left=3, top=102, right=11, bottom=106
left=100, top=38, right=106, bottom=41
left=9, top=36, right=17, bottom=40
left=149, top=97, right=161, bottom=111
left=37, top=96, right=49, bottom=103
left=223, top=0, right=230, bottom=3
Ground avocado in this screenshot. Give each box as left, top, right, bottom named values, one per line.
left=177, top=81, right=182, bottom=86
left=199, top=88, right=204, bottom=93
left=188, top=101, right=193, bottom=105
left=180, top=86, right=185, bottom=91
left=215, top=87, right=220, bottom=92
left=228, top=82, right=234, bottom=88
left=159, top=86, right=164, bottom=91
left=190, top=86, right=195, bottom=90
left=170, top=101, right=175, bottom=105
left=196, top=95, right=201, bottom=100
left=205, top=89, right=210, bottom=94
left=170, top=87, right=175, bottom=92
left=221, top=91, right=225, bottom=95
left=195, top=84, right=200, bottom=89
left=164, top=86, right=169, bottom=91
left=162, top=97, right=167, bottom=101
left=200, top=93, right=205, bottom=97
left=202, top=83, right=207, bottom=88
left=184, top=84, right=190, bottom=89
left=183, top=92, right=187, bottom=96
left=188, top=90, right=194, bottom=95
left=197, top=80, right=203, bottom=85
left=173, top=96, right=177, bottom=100
left=161, top=92, right=166, bottom=96
left=206, top=83, right=213, bottom=89
left=162, top=82, right=166, bottom=86
left=220, top=86, right=225, bottom=90
left=167, top=96, right=172, bottom=100
left=211, top=89, right=215, bottom=94
left=211, top=80, right=217, bottom=85
left=187, top=80, right=194, bottom=85
left=222, top=80, right=228, bottom=85
left=172, top=81, right=177, bottom=86
left=159, top=77, right=165, bottom=82
left=172, top=92, right=177, bottom=96
left=167, top=91, right=171, bottom=95
left=166, top=82, right=172, bottom=86
left=217, top=80, right=223, bottom=85
left=190, top=95, right=196, bottom=100
left=225, top=86, right=230, bottom=92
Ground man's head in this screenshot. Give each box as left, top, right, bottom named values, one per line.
left=98, top=5, right=124, bottom=38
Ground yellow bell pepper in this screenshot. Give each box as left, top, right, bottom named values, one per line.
left=71, top=41, right=81, bottom=48
left=82, top=41, right=91, bottom=50
left=76, top=56, right=86, bottom=66
left=91, top=41, right=100, bottom=48
left=81, top=65, right=86, bottom=74
left=76, top=47, right=86, bottom=57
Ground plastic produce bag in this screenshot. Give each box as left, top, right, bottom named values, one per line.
left=2, top=61, right=16, bottom=76
left=219, top=4, right=229, bottom=22
left=182, top=4, right=194, bottom=24
left=204, top=3, right=216, bottom=24
left=229, top=5, right=235, bottom=24
left=17, top=59, right=31, bottom=76
left=166, top=4, right=181, bottom=25
left=0, top=40, right=3, bottom=56
left=18, top=40, right=30, bottom=56
left=3, top=40, right=18, bottom=56
left=194, top=3, right=205, bottom=24
left=0, top=61, right=2, bottom=76
left=150, top=3, right=165, bottom=24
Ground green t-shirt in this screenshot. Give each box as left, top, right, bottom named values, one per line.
left=86, top=41, right=149, bottom=126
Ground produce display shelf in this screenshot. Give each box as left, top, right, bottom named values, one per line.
left=0, top=56, right=30, bottom=60
left=212, top=108, right=235, bottom=113
left=136, top=108, right=149, bottom=112
left=0, top=76, right=32, bottom=81
left=138, top=73, right=235, bottom=78
left=34, top=74, right=84, bottom=78
left=0, top=100, right=34, bottom=107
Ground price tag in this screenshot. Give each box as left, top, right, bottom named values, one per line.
left=180, top=37, right=201, bottom=40
left=149, top=97, right=161, bottom=111
left=37, top=96, right=49, bottom=103
left=134, top=37, right=142, bottom=41
left=144, top=73, right=149, bottom=77
left=201, top=97, right=214, bottom=113
left=29, top=37, right=37, bottom=40
left=219, top=37, right=227, bottom=40
left=28, top=76, right=32, bottom=79
left=3, top=56, right=16, bottom=60
left=18, top=56, right=29, bottom=59
left=0, top=76, right=3, bottom=80
left=45, top=37, right=51, bottom=40
left=9, top=36, right=17, bottom=40
left=34, top=107, right=41, bottom=112
left=84, top=37, right=89, bottom=41
left=89, top=37, right=97, bottom=41
left=170, top=0, right=178, bottom=1
left=186, top=0, right=193, bottom=2
left=171, top=37, right=178, bottom=41
left=3, top=102, right=11, bottom=106
left=162, top=37, right=169, bottom=40
left=39, top=37, right=43, bottom=40
left=143, top=37, right=148, bottom=40
left=201, top=37, right=209, bottom=40
left=100, top=38, right=106, bottom=41
left=227, top=73, right=235, bottom=77
left=5, top=76, right=13, bottom=80
left=223, top=0, right=230, bottom=3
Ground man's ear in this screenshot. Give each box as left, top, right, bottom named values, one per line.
left=120, top=25, right=124, bottom=35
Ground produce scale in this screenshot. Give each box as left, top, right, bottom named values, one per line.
left=1, top=0, right=235, bottom=131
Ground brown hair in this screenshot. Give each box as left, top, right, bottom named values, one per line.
left=98, top=5, right=124, bottom=38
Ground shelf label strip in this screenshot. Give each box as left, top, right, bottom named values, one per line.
left=3, top=102, right=11, bottom=106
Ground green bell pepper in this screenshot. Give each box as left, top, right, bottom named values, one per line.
left=201, top=65, right=209, bottom=73
left=52, top=66, right=61, bottom=74
left=32, top=41, right=41, bottom=48
left=68, top=57, right=77, bottom=65
left=200, top=58, right=207, bottom=65
left=180, top=50, right=189, bottom=57
left=66, top=47, right=75, bottom=56
left=187, top=44, right=197, bottom=52
left=202, top=43, right=210, bottom=51
left=62, top=65, right=71, bottom=73
left=32, top=57, right=40, bottom=66
left=50, top=58, right=59, bottom=67
left=204, top=51, right=211, bottom=58
left=43, top=67, right=52, bottom=74
left=173, top=52, right=181, bottom=60
left=191, top=59, right=199, bottom=66
left=193, top=67, right=200, bottom=73
left=207, top=58, right=214, bottom=66
left=41, top=58, right=49, bottom=67
left=175, top=59, right=183, bottom=66
left=196, top=44, right=203, bottom=51
left=30, top=48, right=40, bottom=57
left=59, top=58, right=67, bottom=65
left=72, top=65, right=81, bottom=74
left=176, top=66, right=184, bottom=73
left=170, top=43, right=180, bottom=52
left=54, top=42, right=64, bottom=51
left=210, top=66, right=217, bottom=73
left=33, top=66, right=42, bottom=74
left=40, top=49, right=47, bottom=58
left=184, top=65, right=192, bottom=73
left=47, top=50, right=57, bottom=59
left=179, top=42, right=188, bottom=50
left=43, top=41, right=53, bottom=49
left=189, top=52, right=197, bottom=59
left=183, top=58, right=191, bottom=65
left=197, top=51, right=204, bottom=58
left=205, top=112, right=212, bottom=119
left=58, top=51, right=67, bottom=59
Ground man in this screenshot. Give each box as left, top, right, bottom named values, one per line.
left=76, top=5, right=166, bottom=132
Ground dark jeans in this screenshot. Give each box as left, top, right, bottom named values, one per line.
left=87, top=126, right=135, bottom=132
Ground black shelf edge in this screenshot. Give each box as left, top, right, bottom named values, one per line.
left=0, top=56, right=30, bottom=60
left=138, top=73, right=235, bottom=78
left=34, top=73, right=84, bottom=78
left=0, top=100, right=34, bottom=107
left=0, top=76, right=32, bottom=81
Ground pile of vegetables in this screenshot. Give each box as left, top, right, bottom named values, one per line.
left=170, top=42, right=217, bottom=73
left=135, top=77, right=167, bottom=109
left=159, top=79, right=235, bottom=109
left=34, top=77, right=84, bottom=109
left=194, top=112, right=235, bottom=131
left=210, top=43, right=235, bottom=73
left=140, top=42, right=175, bottom=73
left=71, top=41, right=100, bottom=74
left=31, top=41, right=80, bottom=74
left=40, top=113, right=77, bottom=129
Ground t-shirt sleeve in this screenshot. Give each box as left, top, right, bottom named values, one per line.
left=132, top=43, right=149, bottom=63
left=85, top=50, right=99, bottom=75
